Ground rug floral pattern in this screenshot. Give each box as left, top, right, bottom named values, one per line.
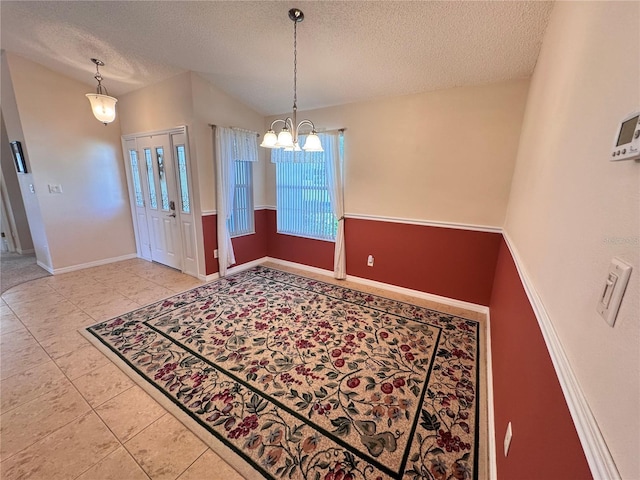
left=87, top=267, right=479, bottom=480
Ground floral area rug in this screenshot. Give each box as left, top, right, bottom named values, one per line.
left=85, top=266, right=480, bottom=480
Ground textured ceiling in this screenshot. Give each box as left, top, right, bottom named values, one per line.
left=1, top=1, right=553, bottom=115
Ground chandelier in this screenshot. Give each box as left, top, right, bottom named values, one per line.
left=260, top=8, right=323, bottom=152
left=85, top=58, right=118, bottom=125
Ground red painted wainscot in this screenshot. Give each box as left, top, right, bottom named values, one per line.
left=202, top=210, right=269, bottom=276
left=345, top=218, right=502, bottom=306
left=489, top=239, right=592, bottom=479
left=265, top=209, right=335, bottom=271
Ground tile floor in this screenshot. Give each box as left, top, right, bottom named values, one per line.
left=0, top=258, right=487, bottom=480
left=0, top=259, right=243, bottom=480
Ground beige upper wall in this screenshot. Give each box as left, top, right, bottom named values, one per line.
left=190, top=73, right=267, bottom=212
left=118, top=72, right=194, bottom=136
left=2, top=53, right=136, bottom=270
left=118, top=72, right=267, bottom=214
left=265, top=79, right=529, bottom=227
left=505, top=2, right=639, bottom=478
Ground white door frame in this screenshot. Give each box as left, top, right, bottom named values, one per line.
left=121, top=126, right=199, bottom=278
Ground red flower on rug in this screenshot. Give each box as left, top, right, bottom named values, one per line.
left=87, top=266, right=479, bottom=480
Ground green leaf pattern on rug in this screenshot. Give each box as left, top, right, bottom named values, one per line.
left=88, top=266, right=478, bottom=480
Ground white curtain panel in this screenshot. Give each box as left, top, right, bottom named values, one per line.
left=232, top=128, right=259, bottom=163
left=323, top=132, right=346, bottom=280
left=214, top=126, right=237, bottom=277
left=214, top=127, right=259, bottom=277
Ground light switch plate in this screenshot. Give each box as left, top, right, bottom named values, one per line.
left=597, top=258, right=632, bottom=327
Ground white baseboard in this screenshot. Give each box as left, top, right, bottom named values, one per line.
left=502, top=232, right=620, bottom=479
left=264, top=257, right=489, bottom=315
left=345, top=274, right=489, bottom=315
left=485, top=311, right=497, bottom=480
left=16, top=248, right=35, bottom=255
left=36, top=260, right=54, bottom=274
left=199, top=257, right=270, bottom=282
left=49, top=253, right=138, bottom=275
left=265, top=257, right=335, bottom=278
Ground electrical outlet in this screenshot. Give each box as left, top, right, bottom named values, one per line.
left=367, top=255, right=374, bottom=267
left=214, top=249, right=218, bottom=259
left=504, top=422, right=513, bottom=457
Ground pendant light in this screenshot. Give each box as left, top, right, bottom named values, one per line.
left=260, top=8, right=323, bottom=152
left=85, top=58, right=118, bottom=125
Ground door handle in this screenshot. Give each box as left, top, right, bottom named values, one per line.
left=166, top=213, right=176, bottom=218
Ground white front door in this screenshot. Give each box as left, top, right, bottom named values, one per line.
left=138, top=135, right=183, bottom=270
left=123, top=128, right=198, bottom=277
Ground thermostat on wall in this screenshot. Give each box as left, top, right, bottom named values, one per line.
left=611, top=111, right=640, bottom=161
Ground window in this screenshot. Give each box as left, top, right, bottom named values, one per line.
left=156, top=147, right=170, bottom=211
left=175, top=145, right=191, bottom=213
left=227, top=160, right=254, bottom=237
left=276, top=160, right=337, bottom=241
left=128, top=150, right=144, bottom=207
left=143, top=148, right=157, bottom=210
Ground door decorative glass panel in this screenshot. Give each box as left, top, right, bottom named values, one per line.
left=144, top=148, right=158, bottom=210
left=176, top=145, right=190, bottom=213
left=156, top=147, right=170, bottom=211
left=129, top=150, right=144, bottom=207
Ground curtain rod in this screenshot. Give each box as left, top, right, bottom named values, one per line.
left=209, top=124, right=260, bottom=137
left=316, top=128, right=346, bottom=134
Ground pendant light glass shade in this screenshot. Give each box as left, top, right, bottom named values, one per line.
left=284, top=143, right=302, bottom=152
left=302, top=132, right=323, bottom=152
left=86, top=58, right=117, bottom=125
left=86, top=93, right=118, bottom=125
left=260, top=130, right=278, bottom=148
left=276, top=129, right=294, bottom=148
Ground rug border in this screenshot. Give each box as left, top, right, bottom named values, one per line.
left=81, top=265, right=482, bottom=480
left=80, top=328, right=261, bottom=480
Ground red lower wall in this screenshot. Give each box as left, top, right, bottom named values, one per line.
left=489, top=239, right=591, bottom=479
left=202, top=214, right=218, bottom=274
left=208, top=211, right=500, bottom=305
left=201, top=210, right=268, bottom=275
left=264, top=209, right=335, bottom=271
left=203, top=212, right=592, bottom=477
left=345, top=218, right=501, bottom=305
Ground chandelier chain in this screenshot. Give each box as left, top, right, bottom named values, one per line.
left=260, top=8, right=323, bottom=152
left=94, top=62, right=106, bottom=95
left=293, top=19, right=297, bottom=111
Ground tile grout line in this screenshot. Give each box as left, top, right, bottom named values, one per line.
left=0, top=264, right=167, bottom=476
left=0, top=266, right=160, bottom=473
left=2, top=259, right=484, bottom=479
left=175, top=448, right=210, bottom=480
